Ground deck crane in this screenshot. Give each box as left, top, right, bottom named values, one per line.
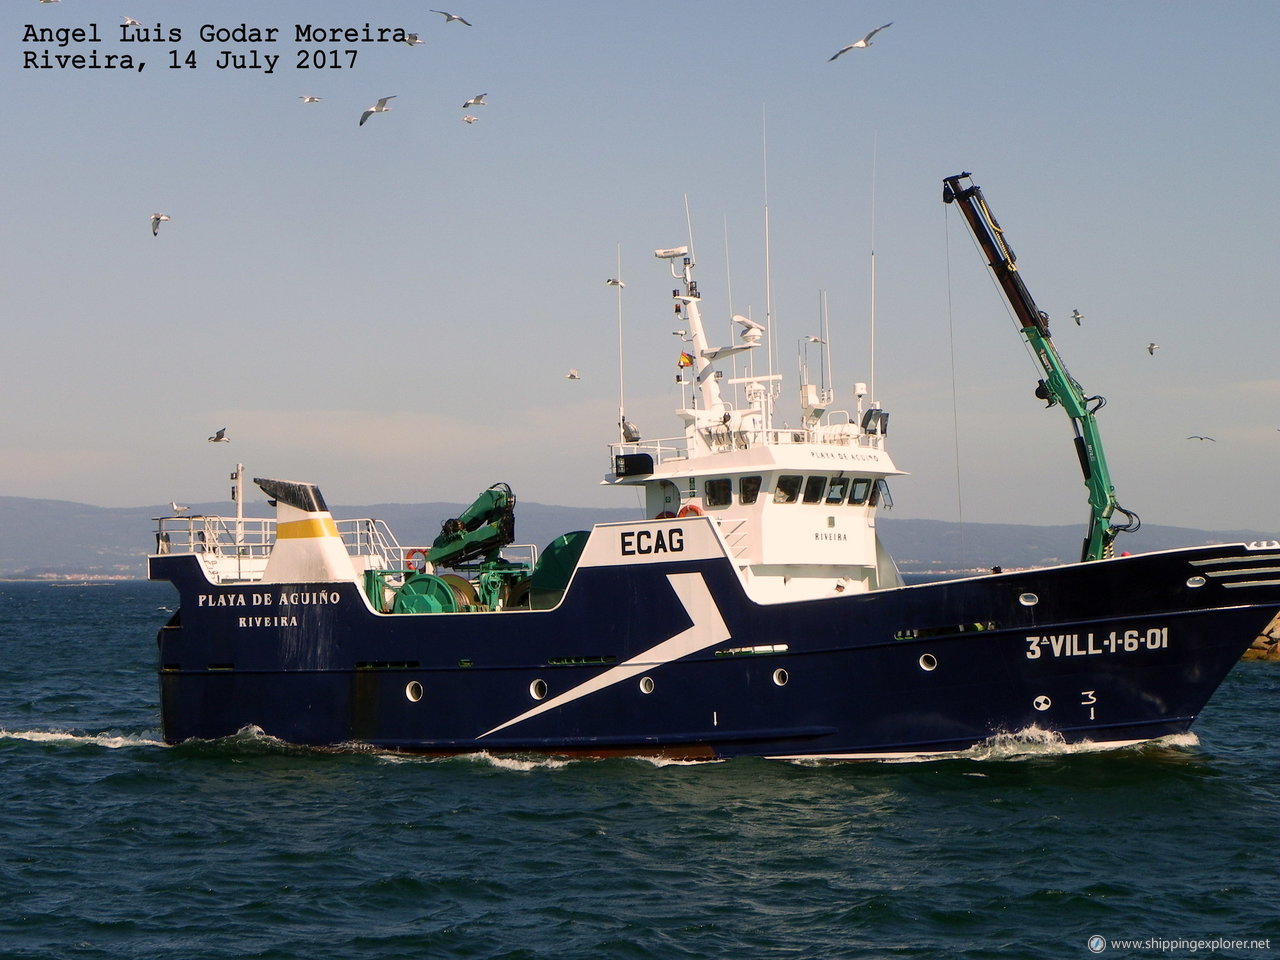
left=943, top=172, right=1138, bottom=561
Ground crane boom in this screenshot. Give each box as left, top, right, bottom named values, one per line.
left=942, top=172, right=1137, bottom=561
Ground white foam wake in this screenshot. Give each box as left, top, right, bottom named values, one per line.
left=891, top=726, right=1201, bottom=764
left=0, top=728, right=167, bottom=749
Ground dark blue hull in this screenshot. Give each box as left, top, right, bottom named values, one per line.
left=150, top=541, right=1276, bottom=759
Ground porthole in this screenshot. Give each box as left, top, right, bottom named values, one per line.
left=1018, top=592, right=1040, bottom=607
left=404, top=681, right=423, bottom=703
left=918, top=654, right=938, bottom=672
left=772, top=668, right=789, bottom=687
left=1186, top=576, right=1206, bottom=588
left=639, top=676, right=655, bottom=695
left=529, top=678, right=548, bottom=701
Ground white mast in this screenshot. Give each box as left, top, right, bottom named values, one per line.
left=610, top=243, right=627, bottom=442
left=869, top=132, right=878, bottom=404
left=762, top=107, right=778, bottom=429
left=232, top=461, right=244, bottom=580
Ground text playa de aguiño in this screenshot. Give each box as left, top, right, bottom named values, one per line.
left=20, top=22, right=419, bottom=73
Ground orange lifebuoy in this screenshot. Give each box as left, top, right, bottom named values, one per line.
left=404, top=547, right=431, bottom=571
left=677, top=504, right=704, bottom=518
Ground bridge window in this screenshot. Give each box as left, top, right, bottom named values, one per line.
left=826, top=476, right=850, bottom=505
left=704, top=478, right=732, bottom=507
left=774, top=475, right=803, bottom=503
left=740, top=475, right=762, bottom=504
left=848, top=478, right=873, bottom=505
left=870, top=479, right=893, bottom=509
left=802, top=476, right=827, bottom=503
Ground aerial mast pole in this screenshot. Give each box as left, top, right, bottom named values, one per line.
left=942, top=172, right=1138, bottom=561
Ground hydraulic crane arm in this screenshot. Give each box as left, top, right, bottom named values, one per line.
left=428, top=482, right=516, bottom=567
left=943, top=172, right=1138, bottom=561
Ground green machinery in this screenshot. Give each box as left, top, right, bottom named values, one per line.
left=943, top=173, right=1138, bottom=561
left=363, top=483, right=591, bottom=614
left=391, top=482, right=523, bottom=613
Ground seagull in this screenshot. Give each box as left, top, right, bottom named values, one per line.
left=170, top=501, right=190, bottom=514
left=1071, top=309, right=1084, bottom=325
left=299, top=95, right=323, bottom=103
left=207, top=427, right=229, bottom=443
left=39, top=1, right=60, bottom=4
left=431, top=9, right=472, bottom=25
left=1148, top=342, right=1159, bottom=355
left=803, top=335, right=827, bottom=344
left=359, top=95, right=396, bottom=126
left=462, top=115, right=479, bottom=124
left=829, top=22, right=893, bottom=61
left=402, top=33, right=423, bottom=46
left=565, top=370, right=581, bottom=380
left=150, top=213, right=170, bottom=236
left=122, top=16, right=142, bottom=26
left=1186, top=436, right=1216, bottom=442
left=605, top=278, right=625, bottom=288
left=462, top=94, right=487, bottom=108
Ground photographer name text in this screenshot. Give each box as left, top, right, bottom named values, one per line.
left=21, top=22, right=417, bottom=73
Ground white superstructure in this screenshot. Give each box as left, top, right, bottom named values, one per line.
left=605, top=246, right=906, bottom=602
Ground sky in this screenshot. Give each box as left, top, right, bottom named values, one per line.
left=5, top=0, right=1279, bottom=533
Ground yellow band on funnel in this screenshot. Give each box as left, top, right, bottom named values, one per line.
left=276, top=518, right=341, bottom=540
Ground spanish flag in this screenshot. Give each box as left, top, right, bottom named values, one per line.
left=677, top=351, right=694, bottom=368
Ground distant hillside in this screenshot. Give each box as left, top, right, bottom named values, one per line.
left=0, top=495, right=1270, bottom=578
left=0, top=496, right=638, bottom=578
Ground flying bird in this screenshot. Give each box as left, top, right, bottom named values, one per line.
left=359, top=95, right=396, bottom=126
left=122, top=16, right=142, bottom=26
left=299, top=95, right=322, bottom=103
left=150, top=213, right=170, bottom=236
left=402, top=33, right=423, bottom=46
left=39, top=1, right=61, bottom=4
left=1186, top=435, right=1216, bottom=442
left=605, top=278, right=625, bottom=288
left=1148, top=342, right=1159, bottom=355
left=462, top=115, right=479, bottom=124
left=170, top=501, right=190, bottom=514
left=207, top=427, right=229, bottom=443
left=431, top=9, right=472, bottom=25
left=462, top=94, right=487, bottom=108
left=565, top=370, right=581, bottom=380
left=1071, top=309, right=1084, bottom=325
left=829, top=22, right=893, bottom=61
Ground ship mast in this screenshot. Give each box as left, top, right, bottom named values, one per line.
left=943, top=172, right=1138, bottom=561
left=656, top=246, right=763, bottom=449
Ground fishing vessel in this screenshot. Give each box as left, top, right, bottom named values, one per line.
left=147, top=175, right=1276, bottom=759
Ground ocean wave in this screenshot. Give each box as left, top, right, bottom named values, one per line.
left=0, top=727, right=167, bottom=749
left=898, top=726, right=1201, bottom=763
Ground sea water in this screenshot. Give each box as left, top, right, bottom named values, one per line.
left=1, top=581, right=1277, bottom=959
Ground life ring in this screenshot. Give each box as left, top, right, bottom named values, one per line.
left=404, top=547, right=431, bottom=571
left=654, top=511, right=677, bottom=519
left=677, top=504, right=704, bottom=518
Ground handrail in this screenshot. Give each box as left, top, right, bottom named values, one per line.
left=153, top=515, right=406, bottom=582
left=610, top=424, right=884, bottom=468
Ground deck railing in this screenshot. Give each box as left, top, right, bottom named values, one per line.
left=610, top=419, right=886, bottom=469
left=153, top=515, right=406, bottom=582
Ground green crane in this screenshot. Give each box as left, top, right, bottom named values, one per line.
left=943, top=173, right=1138, bottom=561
